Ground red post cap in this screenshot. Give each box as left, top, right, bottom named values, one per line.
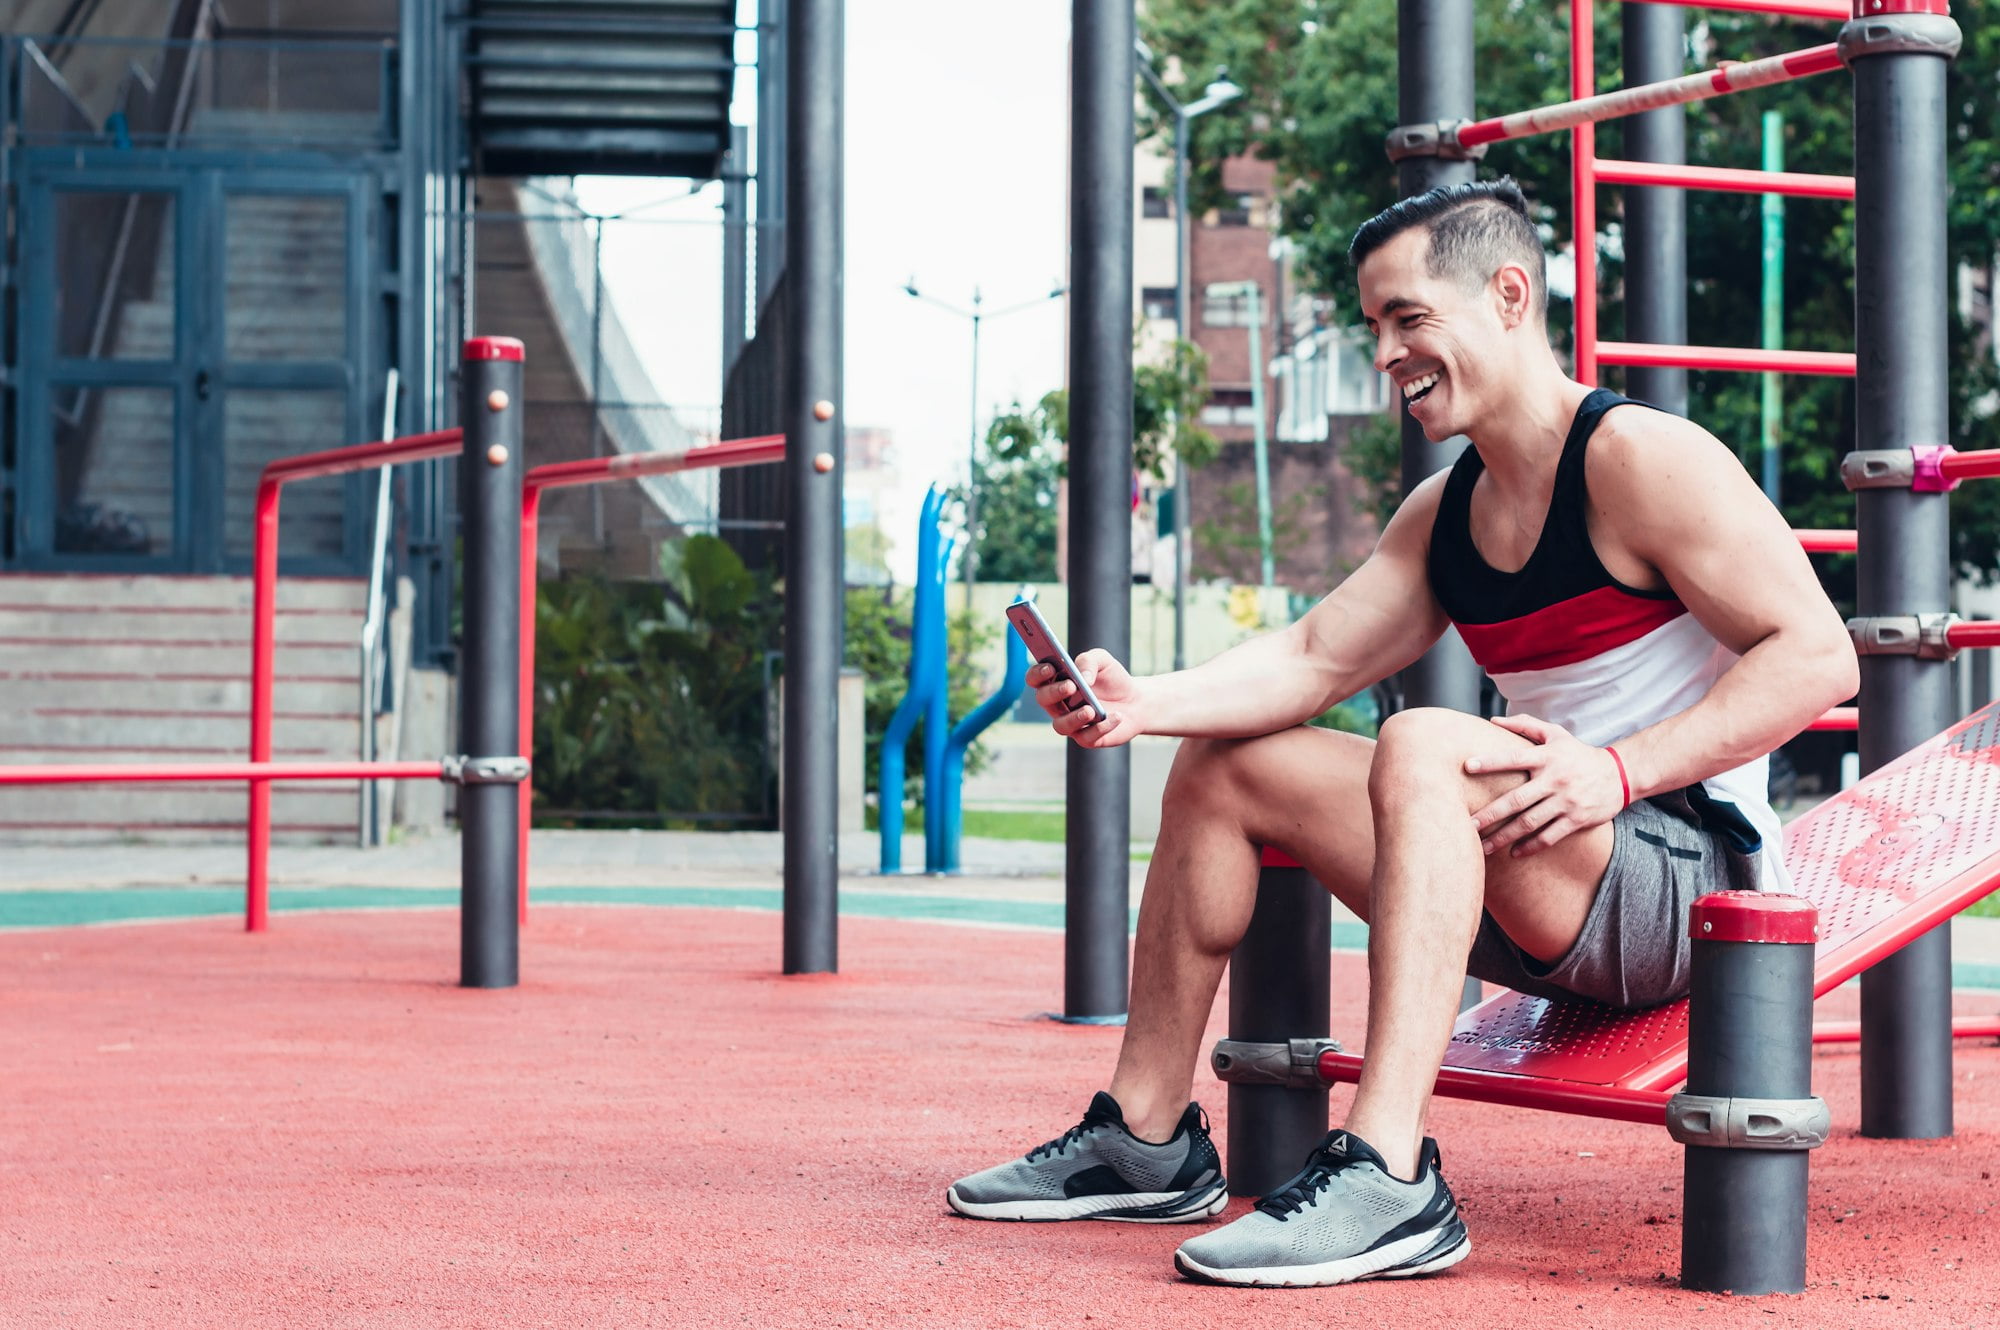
left=1689, top=891, right=1818, bottom=945
left=1259, top=846, right=1303, bottom=869
left=463, top=336, right=525, bottom=363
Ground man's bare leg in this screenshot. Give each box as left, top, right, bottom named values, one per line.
left=1341, top=708, right=1614, bottom=1179
left=1108, top=728, right=1378, bottom=1142
left=1106, top=711, right=1612, bottom=1164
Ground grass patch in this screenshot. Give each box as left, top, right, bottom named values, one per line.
left=865, top=803, right=1151, bottom=858
left=1966, top=895, right=2000, bottom=919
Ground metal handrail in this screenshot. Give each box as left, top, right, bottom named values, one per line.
left=357, top=366, right=402, bottom=847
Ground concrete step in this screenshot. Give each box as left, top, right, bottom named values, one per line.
left=0, top=610, right=360, bottom=645
left=4, top=710, right=360, bottom=752
left=0, top=641, right=359, bottom=678
left=0, top=784, right=366, bottom=842
left=1, top=676, right=359, bottom=715
left=0, top=575, right=365, bottom=613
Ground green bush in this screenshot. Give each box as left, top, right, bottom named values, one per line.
left=531, top=536, right=779, bottom=825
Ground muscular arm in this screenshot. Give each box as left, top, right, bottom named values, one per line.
left=1590, top=412, right=1858, bottom=798
left=1112, top=475, right=1452, bottom=740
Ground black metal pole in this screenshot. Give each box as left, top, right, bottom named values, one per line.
left=756, top=3, right=788, bottom=308
left=458, top=337, right=524, bottom=989
left=1397, top=0, right=1484, bottom=1013
left=1063, top=0, right=1135, bottom=1022
left=1848, top=8, right=1960, bottom=1140
left=781, top=0, right=843, bottom=975
left=1395, top=0, right=1482, bottom=725
left=1226, top=860, right=1331, bottom=1195
left=1172, top=109, right=1192, bottom=672
left=722, top=122, right=749, bottom=382
left=1622, top=3, right=1688, bottom=417
left=1674, top=893, right=1825, bottom=1294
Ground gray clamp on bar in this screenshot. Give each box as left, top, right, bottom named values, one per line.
left=1841, top=449, right=1918, bottom=491
left=1384, top=121, right=1487, bottom=164
left=1665, top=1092, right=1831, bottom=1151
left=441, top=754, right=532, bottom=785
left=1210, top=1037, right=1343, bottom=1089
left=1847, top=613, right=1957, bottom=660
left=1837, top=13, right=1962, bottom=64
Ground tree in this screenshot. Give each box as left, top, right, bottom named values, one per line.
left=1140, top=0, right=2000, bottom=585
left=962, top=338, right=1221, bottom=578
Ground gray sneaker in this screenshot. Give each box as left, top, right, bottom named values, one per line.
left=1172, top=1130, right=1468, bottom=1286
left=946, top=1091, right=1227, bottom=1223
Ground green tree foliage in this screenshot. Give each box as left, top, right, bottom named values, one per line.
left=1193, top=479, right=1325, bottom=584
left=1141, top=0, right=2000, bottom=582
left=967, top=340, right=1219, bottom=580
left=531, top=536, right=779, bottom=824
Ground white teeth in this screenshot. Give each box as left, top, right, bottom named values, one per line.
left=1403, top=372, right=1440, bottom=400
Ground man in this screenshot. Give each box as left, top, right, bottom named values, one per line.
left=943, top=179, right=1858, bottom=1287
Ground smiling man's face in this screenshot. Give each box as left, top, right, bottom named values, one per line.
left=1358, top=226, right=1522, bottom=443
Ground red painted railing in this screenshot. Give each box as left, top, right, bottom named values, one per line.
left=0, top=761, right=445, bottom=785
left=1939, top=448, right=2000, bottom=484
left=516, top=434, right=787, bottom=920
left=1593, top=158, right=1855, bottom=201
left=1795, top=529, right=1857, bottom=554
left=247, top=427, right=464, bottom=930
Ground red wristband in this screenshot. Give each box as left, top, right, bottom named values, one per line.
left=1606, top=746, right=1632, bottom=810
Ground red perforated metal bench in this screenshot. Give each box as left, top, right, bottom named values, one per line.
left=1309, top=700, right=2000, bottom=1121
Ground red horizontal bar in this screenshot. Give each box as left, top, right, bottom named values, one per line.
left=1812, top=1017, right=2000, bottom=1045
left=1316, top=1050, right=1671, bottom=1125
left=259, top=428, right=463, bottom=487
left=1456, top=43, right=1842, bottom=149
left=523, top=434, right=786, bottom=494
left=1948, top=622, right=2000, bottom=650
left=1595, top=157, right=1855, bottom=201
left=1795, top=528, right=1856, bottom=554
left=1627, top=0, right=1848, bottom=18
left=0, top=761, right=447, bottom=786
left=1939, top=448, right=2000, bottom=483
left=1808, top=707, right=1858, bottom=732
left=1598, top=342, right=1857, bottom=375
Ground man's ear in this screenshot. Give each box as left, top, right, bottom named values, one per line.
left=1492, top=263, right=1534, bottom=329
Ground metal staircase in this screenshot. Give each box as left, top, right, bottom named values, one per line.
left=464, top=0, right=737, bottom=178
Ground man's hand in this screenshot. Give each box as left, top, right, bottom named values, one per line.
left=1465, top=714, right=1626, bottom=858
left=1030, top=649, right=1146, bottom=748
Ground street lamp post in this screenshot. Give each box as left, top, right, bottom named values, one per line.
left=1136, top=46, right=1242, bottom=668
left=903, top=280, right=1065, bottom=589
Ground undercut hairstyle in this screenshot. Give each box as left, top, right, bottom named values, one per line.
left=1348, top=178, right=1547, bottom=320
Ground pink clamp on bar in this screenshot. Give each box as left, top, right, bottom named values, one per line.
left=1911, top=444, right=1960, bottom=493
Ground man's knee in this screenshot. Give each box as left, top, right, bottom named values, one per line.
left=1161, top=735, right=1241, bottom=816
left=1370, top=708, right=1481, bottom=799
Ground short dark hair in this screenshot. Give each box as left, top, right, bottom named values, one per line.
left=1349, top=178, right=1546, bottom=318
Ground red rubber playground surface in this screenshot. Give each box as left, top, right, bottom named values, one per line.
left=5, top=904, right=1999, bottom=1329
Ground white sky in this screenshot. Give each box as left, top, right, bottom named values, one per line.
left=576, top=0, right=1074, bottom=583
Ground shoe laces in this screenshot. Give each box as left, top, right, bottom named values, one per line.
left=1255, top=1142, right=1366, bottom=1221
left=1026, top=1101, right=1120, bottom=1162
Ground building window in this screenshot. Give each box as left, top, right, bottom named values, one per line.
left=1141, top=287, right=1178, bottom=321
left=1215, top=194, right=1253, bottom=226
left=1142, top=186, right=1172, bottom=219
left=1200, top=388, right=1258, bottom=427
left=1201, top=283, right=1262, bottom=328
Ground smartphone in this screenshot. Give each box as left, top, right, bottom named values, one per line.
left=1006, top=597, right=1110, bottom=729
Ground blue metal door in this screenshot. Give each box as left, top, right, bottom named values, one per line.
left=14, top=157, right=371, bottom=573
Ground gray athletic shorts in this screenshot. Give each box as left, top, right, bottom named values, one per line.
left=1464, top=787, right=1762, bottom=1010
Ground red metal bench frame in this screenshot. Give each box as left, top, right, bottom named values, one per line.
left=1315, top=700, right=2000, bottom=1122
